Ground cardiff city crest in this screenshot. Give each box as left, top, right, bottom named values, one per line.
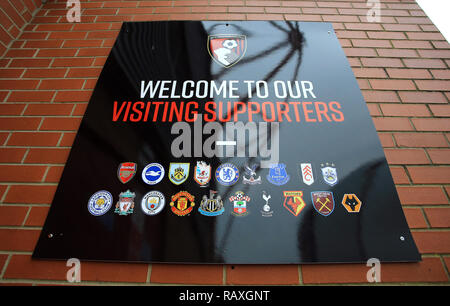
left=229, top=191, right=250, bottom=217
left=194, top=161, right=211, bottom=187
left=267, top=163, right=290, bottom=186
left=117, top=162, right=137, bottom=184
left=321, top=163, right=338, bottom=186
left=170, top=191, right=195, bottom=216
left=311, top=191, right=335, bottom=217
left=114, top=190, right=135, bottom=216
left=168, top=163, right=189, bottom=185
left=198, top=190, right=224, bottom=216
left=208, top=34, right=246, bottom=68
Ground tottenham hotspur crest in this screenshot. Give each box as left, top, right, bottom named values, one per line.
left=208, top=34, right=246, bottom=68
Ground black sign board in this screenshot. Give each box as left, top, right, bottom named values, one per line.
left=33, top=21, right=421, bottom=264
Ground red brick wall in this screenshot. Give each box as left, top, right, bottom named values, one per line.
left=0, top=0, right=449, bottom=285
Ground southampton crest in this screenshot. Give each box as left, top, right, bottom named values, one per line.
left=208, top=34, right=246, bottom=68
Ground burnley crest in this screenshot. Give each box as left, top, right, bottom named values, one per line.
left=208, top=34, right=246, bottom=68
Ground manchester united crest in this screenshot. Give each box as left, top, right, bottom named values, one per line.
left=168, top=163, right=189, bottom=185
left=283, top=191, right=306, bottom=217
left=311, top=191, right=335, bottom=217
left=194, top=161, right=211, bottom=187
left=208, top=34, right=246, bottom=68
left=117, top=162, right=137, bottom=184
left=114, top=190, right=135, bottom=216
left=170, top=191, right=195, bottom=216
left=229, top=191, right=250, bottom=217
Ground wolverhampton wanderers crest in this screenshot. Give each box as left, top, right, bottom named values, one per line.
left=208, top=34, right=246, bottom=68
left=168, top=163, right=189, bottom=185
left=311, top=191, right=335, bottom=217
left=114, top=190, right=135, bottom=216
left=170, top=191, right=195, bottom=216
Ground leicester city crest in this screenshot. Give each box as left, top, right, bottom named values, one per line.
left=321, top=163, right=338, bottom=186
left=208, top=34, right=246, bottom=68
left=267, top=163, right=290, bottom=186
left=168, top=163, right=189, bottom=185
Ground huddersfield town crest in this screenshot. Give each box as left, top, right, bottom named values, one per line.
left=321, top=163, right=338, bottom=186
left=117, top=162, right=137, bottom=184
left=194, top=161, right=211, bottom=187
left=198, top=190, right=224, bottom=216
left=215, top=163, right=239, bottom=186
left=242, top=163, right=262, bottom=185
left=311, top=191, right=335, bottom=217
left=267, top=163, right=290, bottom=186
left=229, top=191, right=250, bottom=217
left=169, top=163, right=189, bottom=185
left=208, top=34, right=246, bottom=68
left=114, top=190, right=135, bottom=216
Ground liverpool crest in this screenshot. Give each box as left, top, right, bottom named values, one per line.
left=229, top=191, right=250, bottom=217
left=169, top=163, right=189, bottom=185
left=321, top=163, right=338, bottom=186
left=198, top=190, right=224, bottom=216
left=311, top=191, right=335, bottom=217
left=208, top=34, right=246, bottom=68
left=117, top=162, right=137, bottom=184
left=267, top=163, right=290, bottom=186
left=242, top=163, right=262, bottom=185
left=283, top=191, right=306, bottom=217
left=114, top=190, right=135, bottom=216
left=194, top=161, right=211, bottom=187
left=170, top=191, right=195, bottom=216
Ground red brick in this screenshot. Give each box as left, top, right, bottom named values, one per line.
left=39, top=79, right=85, bottom=90
left=369, top=79, right=415, bottom=91
left=403, top=208, right=427, bottom=229
left=9, top=58, right=51, bottom=68
left=362, top=91, right=400, bottom=103
left=0, top=165, right=47, bottom=183
left=58, top=132, right=76, bottom=147
left=0, top=254, right=7, bottom=273
left=7, top=132, right=61, bottom=147
left=396, top=186, right=448, bottom=205
left=7, top=91, right=55, bottom=102
left=427, top=149, right=450, bottom=164
left=4, top=49, right=37, bottom=58
left=394, top=133, right=448, bottom=148
left=0, top=118, right=41, bottom=131
left=0, top=148, right=27, bottom=163
left=372, top=117, right=413, bottom=131
left=412, top=118, right=450, bottom=132
left=44, top=166, right=64, bottom=183
left=399, top=92, right=447, bottom=104
left=380, top=104, right=430, bottom=117
left=386, top=68, right=431, bottom=79
left=384, top=148, right=429, bottom=165
left=78, top=261, right=149, bottom=283
left=54, top=91, right=92, bottom=102
left=40, top=117, right=81, bottom=131
left=23, top=68, right=67, bottom=79
left=0, top=80, right=39, bottom=90
left=0, top=229, right=40, bottom=251
left=0, top=104, right=26, bottom=115
left=151, top=264, right=223, bottom=284
left=25, top=206, right=50, bottom=227
left=390, top=167, right=410, bottom=184
left=0, top=206, right=28, bottom=226
left=391, top=40, right=433, bottom=49
left=51, top=58, right=94, bottom=68
left=24, top=104, right=74, bottom=116
left=403, top=59, right=446, bottom=69
left=24, top=148, right=70, bottom=164
left=424, top=208, right=450, bottom=228
left=367, top=31, right=406, bottom=40
left=352, top=39, right=391, bottom=48
left=226, top=265, right=299, bottom=285
left=361, top=58, right=403, bottom=68
left=407, top=167, right=450, bottom=184
left=415, top=80, right=450, bottom=91
left=2, top=255, right=72, bottom=281
left=353, top=68, right=387, bottom=78
left=36, top=49, right=77, bottom=57
left=431, top=70, right=450, bottom=80
left=413, top=232, right=450, bottom=254
left=378, top=133, right=394, bottom=147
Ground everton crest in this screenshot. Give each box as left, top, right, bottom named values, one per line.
left=229, top=191, right=250, bottom=217
left=194, top=161, right=211, bottom=187
left=321, top=163, right=338, bottom=186
left=208, top=34, right=246, bottom=68
left=117, top=162, right=137, bottom=184
left=283, top=191, right=306, bottom=217
left=311, top=191, right=335, bottom=217
left=242, top=163, right=262, bottom=185
left=114, top=190, right=135, bottom=216
left=169, top=163, right=189, bottom=185
left=198, top=190, right=224, bottom=216
left=267, top=163, right=290, bottom=186
left=170, top=191, right=195, bottom=216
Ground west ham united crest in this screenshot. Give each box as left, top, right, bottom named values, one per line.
left=208, top=34, right=246, bottom=68
left=169, top=163, right=189, bottom=185
left=117, top=162, right=137, bottom=184
left=311, top=191, right=335, bottom=217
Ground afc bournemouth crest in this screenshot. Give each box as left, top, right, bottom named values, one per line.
left=311, top=191, right=335, bottom=217
left=199, top=190, right=224, bottom=216
left=208, top=34, right=246, bottom=68
left=194, top=161, right=211, bottom=187
left=170, top=191, right=195, bottom=216
left=342, top=194, right=362, bottom=213
left=321, top=163, right=338, bottom=186
left=283, top=191, right=306, bottom=217
left=267, top=163, right=290, bottom=186
left=229, top=191, right=250, bottom=217
left=243, top=163, right=262, bottom=185
left=261, top=191, right=273, bottom=217
left=215, top=163, right=239, bottom=186
left=88, top=190, right=112, bottom=216
left=169, top=163, right=189, bottom=185
left=300, top=163, right=314, bottom=186
left=114, top=190, right=135, bottom=216
left=141, top=191, right=165, bottom=215
left=117, top=162, right=137, bottom=184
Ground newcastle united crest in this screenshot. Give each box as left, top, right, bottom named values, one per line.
left=198, top=190, right=224, bottom=216
left=170, top=191, right=195, bottom=216
left=207, top=34, right=246, bottom=68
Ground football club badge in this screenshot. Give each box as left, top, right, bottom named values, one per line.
left=141, top=191, right=165, bottom=216
left=215, top=163, right=239, bottom=186
left=311, top=191, right=335, bottom=217
left=194, top=161, right=211, bottom=187
left=283, top=191, right=306, bottom=217
left=267, top=163, right=290, bottom=186
left=117, top=162, right=137, bottom=184
left=168, top=163, right=190, bottom=185
left=170, top=191, right=195, bottom=216
left=300, top=163, right=314, bottom=186
left=88, top=190, right=112, bottom=216
left=229, top=191, right=250, bottom=217
left=342, top=194, right=362, bottom=213
left=208, top=34, right=246, bottom=68
left=198, top=190, right=224, bottom=216
left=142, top=163, right=164, bottom=185
left=114, top=190, right=135, bottom=216
left=261, top=191, right=273, bottom=217
left=321, top=163, right=338, bottom=186
left=242, top=163, right=262, bottom=185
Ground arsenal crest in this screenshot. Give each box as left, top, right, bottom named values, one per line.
left=267, top=163, right=290, bottom=186
left=311, top=191, right=335, bottom=217
left=283, top=191, right=306, bottom=217
left=168, top=163, right=189, bottom=185
left=208, top=34, right=246, bottom=68
left=170, top=191, right=195, bottom=216
left=300, top=163, right=314, bottom=185
left=321, top=163, right=338, bottom=186
left=198, top=190, right=224, bottom=216
left=117, top=162, right=137, bottom=184
left=194, top=161, right=211, bottom=187
left=229, top=191, right=250, bottom=217
left=114, top=190, right=135, bottom=216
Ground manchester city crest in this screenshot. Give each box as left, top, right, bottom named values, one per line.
left=198, top=190, right=224, bottom=216
left=208, top=34, right=246, bottom=68
left=168, top=163, right=190, bottom=185
left=242, top=163, right=262, bottom=185
left=321, top=163, right=338, bottom=186
left=267, top=163, right=290, bottom=186
left=114, top=190, right=135, bottom=216
left=229, top=191, right=250, bottom=217
left=215, top=163, right=239, bottom=186
left=194, top=161, right=211, bottom=187
left=141, top=190, right=165, bottom=216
